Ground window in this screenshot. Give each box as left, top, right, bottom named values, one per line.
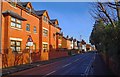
left=10, top=40, right=21, bottom=52
left=9, top=0, right=16, bottom=7
left=59, top=36, right=62, bottom=40
left=43, top=44, right=48, bottom=52
left=43, top=29, right=48, bottom=36
left=58, top=44, right=62, bottom=48
left=43, top=16, right=48, bottom=23
left=26, top=46, right=30, bottom=49
left=26, top=7, right=31, bottom=14
left=26, top=24, right=30, bottom=31
left=11, top=17, right=22, bottom=29
left=34, top=26, right=37, bottom=33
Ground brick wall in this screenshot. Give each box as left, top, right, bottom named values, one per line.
left=0, top=54, right=2, bottom=69
left=49, top=49, right=68, bottom=60
left=2, top=49, right=41, bottom=68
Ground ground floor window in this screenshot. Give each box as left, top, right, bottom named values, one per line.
left=43, top=44, right=48, bottom=52
left=26, top=46, right=30, bottom=49
left=10, top=40, right=21, bottom=52
left=58, top=44, right=62, bottom=48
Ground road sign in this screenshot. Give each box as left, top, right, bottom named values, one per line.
left=26, top=35, right=33, bottom=46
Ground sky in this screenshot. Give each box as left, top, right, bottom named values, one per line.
left=31, top=2, right=95, bottom=43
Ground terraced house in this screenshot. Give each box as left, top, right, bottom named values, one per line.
left=1, top=1, right=68, bottom=68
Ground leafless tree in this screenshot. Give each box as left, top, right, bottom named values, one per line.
left=90, top=0, right=120, bottom=27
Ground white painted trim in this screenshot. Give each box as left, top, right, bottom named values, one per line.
left=59, top=44, right=62, bottom=46
left=10, top=37, right=22, bottom=41
left=42, top=42, right=48, bottom=44
left=43, top=27, right=49, bottom=31
left=11, top=27, right=23, bottom=31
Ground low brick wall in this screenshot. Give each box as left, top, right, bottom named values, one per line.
left=49, top=49, right=68, bottom=60
left=2, top=49, right=41, bottom=68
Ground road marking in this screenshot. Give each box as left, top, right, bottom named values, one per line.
left=84, top=55, right=95, bottom=75
left=46, top=71, right=56, bottom=75
left=74, top=59, right=79, bottom=62
left=62, top=63, right=71, bottom=68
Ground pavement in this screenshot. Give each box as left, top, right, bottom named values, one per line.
left=2, top=51, right=116, bottom=77
left=91, top=53, right=115, bottom=76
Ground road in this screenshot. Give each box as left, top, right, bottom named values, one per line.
left=10, top=51, right=113, bottom=76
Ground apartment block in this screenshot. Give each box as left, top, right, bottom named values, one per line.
left=1, top=1, right=68, bottom=68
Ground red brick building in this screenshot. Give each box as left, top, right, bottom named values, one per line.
left=1, top=1, right=68, bottom=68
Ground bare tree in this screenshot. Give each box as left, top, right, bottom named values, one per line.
left=90, top=0, right=120, bottom=27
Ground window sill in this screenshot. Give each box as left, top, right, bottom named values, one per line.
left=34, top=32, right=38, bottom=34
left=43, top=36, right=48, bottom=37
left=11, top=27, right=23, bottom=31
left=26, top=31, right=31, bottom=33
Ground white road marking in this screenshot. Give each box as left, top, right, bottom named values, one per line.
left=62, top=63, right=72, bottom=68
left=46, top=71, right=56, bottom=75
left=84, top=54, right=96, bottom=75
left=74, top=59, right=79, bottom=62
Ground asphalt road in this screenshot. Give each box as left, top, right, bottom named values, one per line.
left=11, top=52, right=97, bottom=76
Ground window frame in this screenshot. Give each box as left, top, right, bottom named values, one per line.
left=33, top=26, right=37, bottom=33
left=10, top=40, right=21, bottom=52
left=11, top=17, right=22, bottom=29
left=26, top=24, right=30, bottom=31
left=43, top=29, right=48, bottom=36
left=8, top=0, right=16, bottom=7
left=43, top=44, right=48, bottom=52
left=43, top=15, right=48, bottom=23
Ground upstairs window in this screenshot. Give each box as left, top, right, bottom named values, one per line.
left=11, top=17, right=22, bottom=29
left=26, top=24, right=30, bottom=31
left=26, top=7, right=31, bottom=14
left=33, top=26, right=37, bottom=33
left=8, top=0, right=16, bottom=7
left=43, top=16, right=48, bottom=23
left=43, top=29, right=48, bottom=36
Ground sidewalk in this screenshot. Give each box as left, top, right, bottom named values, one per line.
left=2, top=56, right=71, bottom=76
left=92, top=53, right=116, bottom=76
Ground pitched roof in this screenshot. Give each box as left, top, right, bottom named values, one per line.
left=17, top=2, right=29, bottom=7
left=50, top=19, right=57, bottom=24
left=17, top=2, right=36, bottom=15
left=35, top=10, right=46, bottom=16
left=50, top=19, right=62, bottom=30
left=2, top=10, right=27, bottom=21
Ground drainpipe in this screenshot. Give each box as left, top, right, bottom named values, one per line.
left=0, top=0, right=2, bottom=54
